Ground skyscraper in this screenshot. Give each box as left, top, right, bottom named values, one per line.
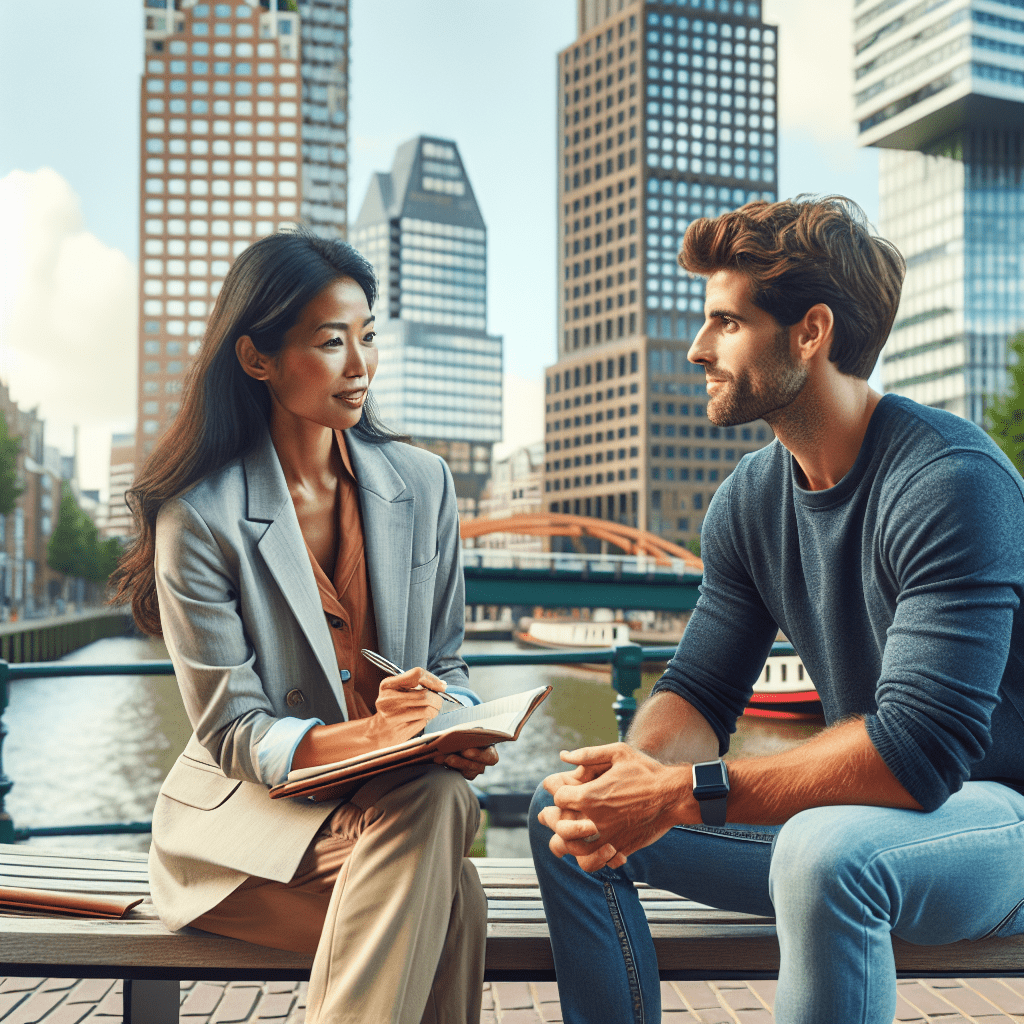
left=544, top=0, right=777, bottom=546
left=350, top=136, right=502, bottom=516
left=854, top=1, right=1024, bottom=425
left=137, top=0, right=349, bottom=464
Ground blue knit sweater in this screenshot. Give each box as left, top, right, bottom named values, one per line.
left=652, top=394, right=1024, bottom=812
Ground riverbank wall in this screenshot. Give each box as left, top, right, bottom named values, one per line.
left=0, top=607, right=133, bottom=663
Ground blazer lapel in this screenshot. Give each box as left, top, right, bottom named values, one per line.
left=243, top=429, right=347, bottom=715
left=346, top=431, right=415, bottom=667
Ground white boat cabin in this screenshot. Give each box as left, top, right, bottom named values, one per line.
left=526, top=620, right=631, bottom=648
left=753, top=654, right=814, bottom=694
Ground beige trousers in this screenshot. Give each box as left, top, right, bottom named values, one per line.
left=190, top=765, right=487, bottom=1024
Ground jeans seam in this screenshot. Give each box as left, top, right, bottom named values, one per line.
left=980, top=896, right=1024, bottom=940
left=851, top=817, right=1024, bottom=908
left=601, top=877, right=645, bottom=1024
left=671, top=824, right=775, bottom=843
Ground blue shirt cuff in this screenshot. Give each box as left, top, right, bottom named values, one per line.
left=445, top=685, right=481, bottom=707
left=256, top=716, right=324, bottom=785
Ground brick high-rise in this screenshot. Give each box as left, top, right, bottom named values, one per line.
left=137, top=0, right=349, bottom=464
left=545, top=0, right=777, bottom=547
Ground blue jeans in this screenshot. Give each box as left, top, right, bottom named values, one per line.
left=529, top=780, right=1024, bottom=1024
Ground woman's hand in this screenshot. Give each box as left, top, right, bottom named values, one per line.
left=435, top=745, right=499, bottom=780
left=365, top=667, right=446, bottom=749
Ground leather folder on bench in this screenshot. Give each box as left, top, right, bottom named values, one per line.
left=0, top=885, right=144, bottom=918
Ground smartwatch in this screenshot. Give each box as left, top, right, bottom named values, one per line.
left=691, top=759, right=730, bottom=826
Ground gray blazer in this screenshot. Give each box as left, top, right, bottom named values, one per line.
left=148, top=427, right=468, bottom=930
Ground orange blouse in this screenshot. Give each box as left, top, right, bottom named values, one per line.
left=302, top=430, right=381, bottom=721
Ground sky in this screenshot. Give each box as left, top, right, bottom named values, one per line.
left=0, top=0, right=879, bottom=498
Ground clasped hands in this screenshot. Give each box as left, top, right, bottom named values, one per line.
left=536, top=742, right=694, bottom=872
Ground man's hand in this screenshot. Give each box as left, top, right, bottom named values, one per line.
left=434, top=744, right=499, bottom=781
left=537, top=742, right=696, bottom=872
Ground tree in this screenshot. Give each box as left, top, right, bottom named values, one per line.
left=986, top=330, right=1024, bottom=478
left=48, top=485, right=91, bottom=581
left=93, top=537, right=123, bottom=585
left=47, top=485, right=121, bottom=588
left=0, top=413, right=23, bottom=517
left=687, top=536, right=701, bottom=559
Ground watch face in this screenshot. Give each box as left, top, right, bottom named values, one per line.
left=693, top=761, right=728, bottom=789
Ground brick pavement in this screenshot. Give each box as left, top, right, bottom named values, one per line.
left=6, top=976, right=1024, bottom=1022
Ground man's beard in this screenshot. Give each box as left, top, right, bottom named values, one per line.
left=705, top=326, right=808, bottom=428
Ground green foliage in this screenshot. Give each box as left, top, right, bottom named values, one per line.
left=94, top=536, right=124, bottom=584
left=987, top=331, right=1024, bottom=478
left=48, top=486, right=87, bottom=578
left=0, top=414, right=23, bottom=517
left=687, top=536, right=701, bottom=558
left=47, top=485, right=120, bottom=585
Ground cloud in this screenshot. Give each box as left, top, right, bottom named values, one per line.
left=763, top=0, right=858, bottom=141
left=0, top=168, right=136, bottom=495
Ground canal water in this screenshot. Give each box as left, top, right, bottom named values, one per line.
left=3, top=635, right=822, bottom=855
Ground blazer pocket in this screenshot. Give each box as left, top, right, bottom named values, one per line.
left=410, top=549, right=440, bottom=586
left=160, top=757, right=243, bottom=810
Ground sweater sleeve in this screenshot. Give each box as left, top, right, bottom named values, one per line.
left=652, top=468, right=779, bottom=754
left=866, top=452, right=1024, bottom=811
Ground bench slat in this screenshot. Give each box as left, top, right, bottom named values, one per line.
left=0, top=860, right=149, bottom=880
left=0, top=856, right=149, bottom=880
left=5, top=846, right=1024, bottom=980
left=1, top=865, right=151, bottom=884
left=0, top=876, right=151, bottom=895
left=487, top=908, right=775, bottom=925
left=482, top=886, right=690, bottom=903
left=0, top=844, right=149, bottom=864
left=487, top=896, right=762, bottom=911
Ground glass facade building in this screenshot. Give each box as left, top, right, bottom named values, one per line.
left=854, top=0, right=1024, bottom=424
left=544, top=0, right=776, bottom=545
left=136, top=0, right=349, bottom=463
left=351, top=137, right=503, bottom=515
left=297, top=0, right=349, bottom=237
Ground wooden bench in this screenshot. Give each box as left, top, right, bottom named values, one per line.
left=4, top=843, right=1024, bottom=1023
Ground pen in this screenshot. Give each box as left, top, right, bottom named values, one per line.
left=360, top=649, right=463, bottom=705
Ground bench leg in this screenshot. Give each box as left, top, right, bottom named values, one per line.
left=123, top=979, right=179, bottom=1024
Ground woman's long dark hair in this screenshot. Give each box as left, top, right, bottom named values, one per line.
left=113, top=230, right=405, bottom=636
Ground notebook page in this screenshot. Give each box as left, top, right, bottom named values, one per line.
left=423, top=686, right=548, bottom=736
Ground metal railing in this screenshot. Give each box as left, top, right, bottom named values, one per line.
left=0, top=642, right=796, bottom=843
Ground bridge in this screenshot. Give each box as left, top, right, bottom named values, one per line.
left=459, top=513, right=703, bottom=611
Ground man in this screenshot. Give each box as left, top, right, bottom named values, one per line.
left=530, top=196, right=1024, bottom=1024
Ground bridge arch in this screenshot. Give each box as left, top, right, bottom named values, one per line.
left=460, top=513, right=703, bottom=571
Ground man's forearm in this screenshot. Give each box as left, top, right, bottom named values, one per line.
left=724, top=717, right=923, bottom=824
left=627, top=690, right=720, bottom=765
left=629, top=693, right=922, bottom=826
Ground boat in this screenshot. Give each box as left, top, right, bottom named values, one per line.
left=747, top=652, right=822, bottom=720
left=514, top=621, right=822, bottom=718
left=513, top=618, right=670, bottom=671
left=514, top=618, right=632, bottom=650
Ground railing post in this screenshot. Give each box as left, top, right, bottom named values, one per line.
left=610, top=642, right=644, bottom=742
left=0, top=660, right=16, bottom=844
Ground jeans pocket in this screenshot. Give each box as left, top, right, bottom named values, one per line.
left=981, top=897, right=1024, bottom=940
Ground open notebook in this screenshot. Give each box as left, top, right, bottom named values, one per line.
left=270, top=685, right=552, bottom=802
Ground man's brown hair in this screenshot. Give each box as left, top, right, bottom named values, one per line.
left=680, top=195, right=906, bottom=379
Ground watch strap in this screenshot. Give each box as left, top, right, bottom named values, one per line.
left=698, top=794, right=728, bottom=826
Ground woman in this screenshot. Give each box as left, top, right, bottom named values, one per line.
left=115, top=231, right=497, bottom=1024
